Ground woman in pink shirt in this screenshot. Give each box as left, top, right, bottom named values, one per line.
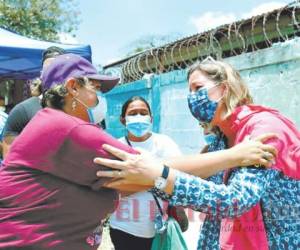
left=0, top=54, right=277, bottom=250
left=0, top=54, right=132, bottom=249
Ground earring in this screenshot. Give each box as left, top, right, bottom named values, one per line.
left=72, top=100, right=77, bottom=111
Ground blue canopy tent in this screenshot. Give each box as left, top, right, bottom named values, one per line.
left=0, top=27, right=92, bottom=80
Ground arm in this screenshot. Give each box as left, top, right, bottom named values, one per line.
left=163, top=114, right=289, bottom=215
left=51, top=124, right=158, bottom=192
left=49, top=124, right=139, bottom=190
left=164, top=149, right=238, bottom=179
left=165, top=167, right=279, bottom=217
left=2, top=135, right=17, bottom=158
left=240, top=114, right=300, bottom=173
left=164, top=136, right=275, bottom=178
left=95, top=132, right=276, bottom=190
left=2, top=104, right=27, bottom=158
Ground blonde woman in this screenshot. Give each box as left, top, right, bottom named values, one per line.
left=95, top=59, right=300, bottom=250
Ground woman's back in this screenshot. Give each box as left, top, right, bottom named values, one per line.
left=0, top=108, right=134, bottom=249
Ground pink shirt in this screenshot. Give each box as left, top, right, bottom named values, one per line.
left=220, top=105, right=300, bottom=250
left=0, top=108, right=135, bottom=249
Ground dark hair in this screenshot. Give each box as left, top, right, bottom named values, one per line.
left=41, top=77, right=86, bottom=110
left=30, top=78, right=42, bottom=96
left=42, top=46, right=66, bottom=64
left=121, top=96, right=151, bottom=118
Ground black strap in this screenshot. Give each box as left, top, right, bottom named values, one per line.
left=152, top=193, right=164, bottom=216
left=161, top=165, right=170, bottom=179
left=125, top=136, right=132, bottom=146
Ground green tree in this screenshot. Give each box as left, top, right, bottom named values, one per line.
left=0, top=0, right=80, bottom=41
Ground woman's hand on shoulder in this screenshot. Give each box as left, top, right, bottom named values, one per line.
left=229, top=133, right=278, bottom=168
left=94, top=144, right=163, bottom=186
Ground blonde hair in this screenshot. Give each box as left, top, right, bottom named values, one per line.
left=187, top=59, right=253, bottom=118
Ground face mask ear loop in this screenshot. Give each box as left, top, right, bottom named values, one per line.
left=207, top=81, right=225, bottom=103
left=73, top=96, right=89, bottom=109
left=74, top=87, right=101, bottom=109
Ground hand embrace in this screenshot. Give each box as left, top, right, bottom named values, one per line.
left=94, top=144, right=163, bottom=186
left=230, top=133, right=277, bottom=167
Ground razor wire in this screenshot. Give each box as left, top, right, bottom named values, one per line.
left=104, top=3, right=300, bottom=83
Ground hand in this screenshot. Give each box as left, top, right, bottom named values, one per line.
left=230, top=133, right=278, bottom=167
left=94, top=144, right=163, bottom=186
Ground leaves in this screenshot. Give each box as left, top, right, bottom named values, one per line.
left=0, top=0, right=80, bottom=41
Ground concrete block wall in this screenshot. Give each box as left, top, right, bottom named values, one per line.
left=158, top=70, right=204, bottom=154
left=105, top=38, right=300, bottom=154
left=105, top=79, right=151, bottom=139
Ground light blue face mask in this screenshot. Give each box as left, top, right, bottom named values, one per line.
left=76, top=90, right=107, bottom=124
left=204, top=133, right=217, bottom=145
left=87, top=91, right=107, bottom=124
left=125, top=114, right=152, bottom=137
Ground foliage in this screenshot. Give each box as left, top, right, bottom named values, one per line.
left=0, top=0, right=80, bottom=41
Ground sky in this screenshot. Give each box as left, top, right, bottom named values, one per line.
left=62, top=0, right=292, bottom=66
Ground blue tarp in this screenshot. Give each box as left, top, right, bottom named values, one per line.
left=0, top=27, right=92, bottom=80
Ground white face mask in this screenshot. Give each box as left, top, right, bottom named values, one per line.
left=75, top=90, right=107, bottom=124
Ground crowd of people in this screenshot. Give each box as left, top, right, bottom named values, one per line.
left=0, top=46, right=298, bottom=250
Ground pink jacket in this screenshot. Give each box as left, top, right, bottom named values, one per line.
left=219, top=105, right=300, bottom=249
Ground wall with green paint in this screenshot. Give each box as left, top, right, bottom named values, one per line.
left=105, top=38, right=300, bottom=154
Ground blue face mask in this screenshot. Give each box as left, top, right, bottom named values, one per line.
left=86, top=91, right=107, bottom=124
left=204, top=133, right=217, bottom=145
left=125, top=114, right=152, bottom=137
left=75, top=90, right=107, bottom=124
left=187, top=85, right=220, bottom=123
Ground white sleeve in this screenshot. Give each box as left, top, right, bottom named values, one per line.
left=158, top=134, right=182, bottom=158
